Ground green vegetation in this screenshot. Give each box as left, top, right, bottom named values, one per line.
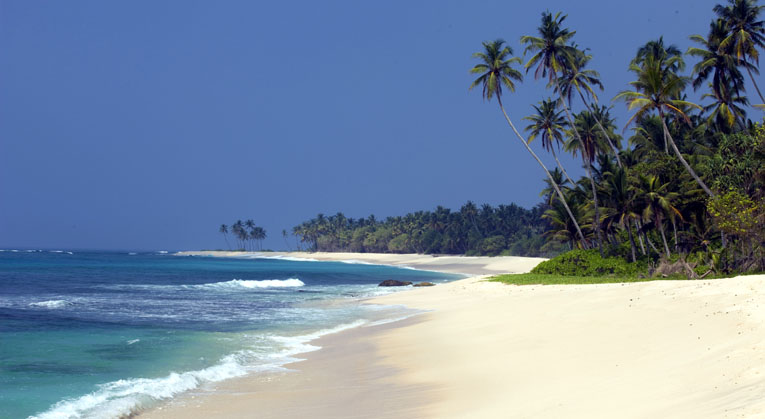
left=489, top=273, right=671, bottom=286
left=291, top=202, right=557, bottom=257
left=530, top=249, right=647, bottom=277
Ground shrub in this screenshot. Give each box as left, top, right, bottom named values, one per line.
left=531, top=249, right=647, bottom=277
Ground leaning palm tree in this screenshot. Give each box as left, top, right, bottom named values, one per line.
left=469, top=39, right=587, bottom=246
left=558, top=48, right=624, bottom=167
left=615, top=52, right=714, bottom=197
left=715, top=0, right=765, bottom=103
left=566, top=110, right=605, bottom=255
left=523, top=99, right=575, bottom=185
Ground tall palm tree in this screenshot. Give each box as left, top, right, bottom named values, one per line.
left=559, top=48, right=624, bottom=167
left=615, top=51, right=714, bottom=197
left=219, top=224, right=231, bottom=250
left=470, top=39, right=588, bottom=246
left=523, top=99, right=575, bottom=185
left=566, top=110, right=605, bottom=255
left=715, top=0, right=765, bottom=103
left=282, top=229, right=291, bottom=251
left=521, top=11, right=599, bottom=249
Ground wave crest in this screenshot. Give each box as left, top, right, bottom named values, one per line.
left=190, top=278, right=305, bottom=290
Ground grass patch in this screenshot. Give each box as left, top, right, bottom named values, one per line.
left=487, top=273, right=679, bottom=285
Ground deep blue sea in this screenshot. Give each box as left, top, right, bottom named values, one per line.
left=0, top=250, right=461, bottom=419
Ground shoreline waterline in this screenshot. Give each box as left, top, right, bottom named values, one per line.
left=142, top=252, right=765, bottom=419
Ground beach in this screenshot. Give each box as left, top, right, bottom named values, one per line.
left=144, top=252, right=765, bottom=418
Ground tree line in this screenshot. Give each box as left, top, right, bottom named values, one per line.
left=218, top=220, right=267, bottom=251
left=467, top=0, right=764, bottom=273
left=291, top=202, right=556, bottom=256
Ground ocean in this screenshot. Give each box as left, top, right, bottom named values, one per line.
left=0, top=250, right=462, bottom=418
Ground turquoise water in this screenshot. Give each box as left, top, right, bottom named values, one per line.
left=0, top=250, right=461, bottom=418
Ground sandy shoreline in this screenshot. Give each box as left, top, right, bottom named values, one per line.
left=143, top=252, right=765, bottom=418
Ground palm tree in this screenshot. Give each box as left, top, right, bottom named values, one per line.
left=282, top=229, right=291, bottom=251
left=539, top=168, right=568, bottom=205
left=615, top=49, right=714, bottom=197
left=523, top=99, right=575, bottom=185
left=688, top=18, right=747, bottom=101
left=469, top=39, right=588, bottom=246
left=559, top=48, right=624, bottom=167
left=714, top=0, right=765, bottom=103
left=632, top=175, right=682, bottom=258
left=566, top=110, right=605, bottom=254
left=219, top=224, right=231, bottom=250
left=602, top=168, right=639, bottom=262
left=702, top=79, right=750, bottom=131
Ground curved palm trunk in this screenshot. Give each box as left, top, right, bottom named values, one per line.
left=553, top=72, right=600, bottom=252
left=585, top=161, right=604, bottom=257
left=658, top=111, right=714, bottom=197
left=550, top=146, right=576, bottom=186
left=223, top=234, right=231, bottom=251
left=497, top=97, right=588, bottom=248
left=745, top=65, right=765, bottom=104
left=576, top=87, right=623, bottom=168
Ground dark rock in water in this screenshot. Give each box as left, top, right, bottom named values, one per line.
left=413, top=282, right=435, bottom=287
left=378, top=280, right=413, bottom=287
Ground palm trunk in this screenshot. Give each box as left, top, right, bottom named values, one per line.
left=671, top=216, right=679, bottom=253
left=551, top=146, right=576, bottom=186
left=554, top=72, right=598, bottom=250
left=223, top=234, right=231, bottom=251
left=635, top=220, right=646, bottom=255
left=657, top=216, right=671, bottom=258
left=659, top=111, right=714, bottom=197
left=626, top=219, right=637, bottom=262
left=745, top=65, right=765, bottom=104
left=497, top=97, right=588, bottom=248
left=576, top=87, right=623, bottom=168
left=646, top=232, right=661, bottom=255
left=585, top=162, right=604, bottom=257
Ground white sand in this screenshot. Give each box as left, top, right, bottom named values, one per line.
left=146, top=252, right=765, bottom=418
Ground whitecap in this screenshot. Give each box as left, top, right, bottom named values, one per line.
left=190, top=278, right=305, bottom=290
left=29, top=300, right=70, bottom=309
left=126, top=339, right=140, bottom=345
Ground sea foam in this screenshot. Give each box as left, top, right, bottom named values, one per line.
left=31, top=320, right=367, bottom=419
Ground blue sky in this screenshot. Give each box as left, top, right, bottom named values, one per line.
left=0, top=0, right=744, bottom=250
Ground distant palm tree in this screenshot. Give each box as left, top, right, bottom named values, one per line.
left=219, top=224, right=231, bottom=250
left=615, top=46, right=714, bottom=197
left=469, top=39, right=588, bottom=247
left=714, top=0, right=765, bottom=103
left=282, top=229, right=291, bottom=251
left=523, top=99, right=575, bottom=185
